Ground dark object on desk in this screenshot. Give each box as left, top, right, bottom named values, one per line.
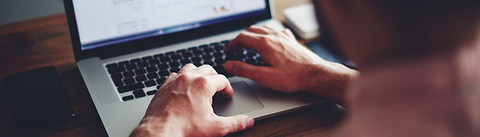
left=4, top=66, right=75, bottom=130
left=305, top=40, right=356, bottom=69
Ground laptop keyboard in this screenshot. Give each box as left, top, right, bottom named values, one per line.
left=104, top=40, right=264, bottom=101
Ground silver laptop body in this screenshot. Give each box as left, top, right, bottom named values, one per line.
left=64, top=0, right=324, bottom=136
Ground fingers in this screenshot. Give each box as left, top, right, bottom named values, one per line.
left=223, top=61, right=273, bottom=82
left=225, top=31, right=269, bottom=54
left=246, top=25, right=271, bottom=34
left=178, top=64, right=218, bottom=76
left=283, top=29, right=296, bottom=39
left=178, top=63, right=197, bottom=74
left=263, top=25, right=277, bottom=32
left=192, top=65, right=218, bottom=76
left=218, top=115, right=254, bottom=135
left=205, top=75, right=234, bottom=98
left=165, top=72, right=178, bottom=84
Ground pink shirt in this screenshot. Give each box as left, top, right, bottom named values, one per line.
left=338, top=46, right=480, bottom=136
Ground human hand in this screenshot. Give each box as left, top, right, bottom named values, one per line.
left=224, top=26, right=356, bottom=105
left=130, top=64, right=254, bottom=137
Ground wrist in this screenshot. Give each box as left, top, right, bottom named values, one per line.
left=130, top=116, right=186, bottom=137
left=302, top=62, right=357, bottom=106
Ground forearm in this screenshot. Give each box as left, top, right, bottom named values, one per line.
left=130, top=116, right=186, bottom=137
left=303, top=62, right=358, bottom=107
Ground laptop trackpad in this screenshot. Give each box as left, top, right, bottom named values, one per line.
left=213, top=81, right=264, bottom=116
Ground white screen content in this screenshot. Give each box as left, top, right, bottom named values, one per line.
left=72, top=0, right=266, bottom=46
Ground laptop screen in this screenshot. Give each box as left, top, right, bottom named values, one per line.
left=72, top=0, right=267, bottom=51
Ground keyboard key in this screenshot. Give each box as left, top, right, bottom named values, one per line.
left=123, top=71, right=135, bottom=77
left=148, top=59, right=161, bottom=65
left=146, top=90, right=157, bottom=95
left=135, top=68, right=147, bottom=75
left=169, top=61, right=181, bottom=68
left=126, top=64, right=137, bottom=70
left=191, top=57, right=202, bottom=62
left=171, top=54, right=182, bottom=60
left=145, top=80, right=157, bottom=87
left=156, top=78, right=166, bottom=85
left=255, top=56, right=264, bottom=65
left=209, top=42, right=220, bottom=46
left=213, top=52, right=224, bottom=58
left=158, top=70, right=170, bottom=77
left=117, top=83, right=144, bottom=93
left=170, top=67, right=180, bottom=73
left=193, top=50, right=204, bottom=56
left=119, top=61, right=130, bottom=66
left=180, top=59, right=192, bottom=65
left=135, top=75, right=147, bottom=82
left=147, top=73, right=159, bottom=79
left=146, top=66, right=158, bottom=72
left=137, top=61, right=149, bottom=68
left=204, top=61, right=215, bottom=66
left=199, top=44, right=209, bottom=48
left=203, top=54, right=213, bottom=61
left=215, top=58, right=226, bottom=65
left=177, top=49, right=188, bottom=53
left=160, top=57, right=172, bottom=63
left=133, top=90, right=146, bottom=98
left=181, top=52, right=193, bottom=58
left=158, top=64, right=169, bottom=70
left=154, top=53, right=165, bottom=58
left=214, top=66, right=224, bottom=71
left=193, top=62, right=203, bottom=67
left=235, top=54, right=247, bottom=61
left=111, top=73, right=123, bottom=79
left=123, top=78, right=136, bottom=85
left=130, top=58, right=141, bottom=63
left=122, top=95, right=134, bottom=101
left=165, top=51, right=176, bottom=56
left=247, top=51, right=257, bottom=57
left=214, top=45, right=225, bottom=51
left=142, top=56, right=153, bottom=61
left=106, top=63, right=118, bottom=69
left=187, top=47, right=198, bottom=51
left=204, top=48, right=215, bottom=53
left=246, top=58, right=257, bottom=64
left=113, top=79, right=124, bottom=87
left=108, top=66, right=126, bottom=74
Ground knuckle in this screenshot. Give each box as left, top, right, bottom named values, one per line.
left=239, top=31, right=249, bottom=37
left=259, top=36, right=271, bottom=44
left=200, top=64, right=214, bottom=69
left=183, top=63, right=194, bottom=68
left=175, top=74, right=190, bottom=83
left=193, top=76, right=209, bottom=86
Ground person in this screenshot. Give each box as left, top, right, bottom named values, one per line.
left=130, top=0, right=480, bottom=136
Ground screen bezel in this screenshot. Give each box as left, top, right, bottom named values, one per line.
left=64, top=0, right=272, bottom=61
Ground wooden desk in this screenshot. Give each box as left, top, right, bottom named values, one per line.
left=0, top=0, right=345, bottom=136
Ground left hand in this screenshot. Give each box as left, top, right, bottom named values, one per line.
left=130, top=64, right=254, bottom=137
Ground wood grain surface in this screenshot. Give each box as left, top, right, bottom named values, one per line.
left=0, top=0, right=346, bottom=136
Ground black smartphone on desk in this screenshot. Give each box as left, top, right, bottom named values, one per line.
left=5, top=66, right=74, bottom=129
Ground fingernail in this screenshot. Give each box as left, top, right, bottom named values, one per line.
left=224, top=61, right=233, bottom=71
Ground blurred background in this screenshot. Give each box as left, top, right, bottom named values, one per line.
left=0, top=0, right=65, bottom=25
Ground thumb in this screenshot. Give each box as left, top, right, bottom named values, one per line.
left=219, top=115, right=254, bottom=135
left=224, top=60, right=270, bottom=80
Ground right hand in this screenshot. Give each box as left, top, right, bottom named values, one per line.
left=224, top=26, right=356, bottom=98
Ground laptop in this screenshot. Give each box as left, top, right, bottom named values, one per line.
left=63, top=0, right=325, bottom=136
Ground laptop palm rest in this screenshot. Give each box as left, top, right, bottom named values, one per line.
left=213, top=81, right=264, bottom=116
